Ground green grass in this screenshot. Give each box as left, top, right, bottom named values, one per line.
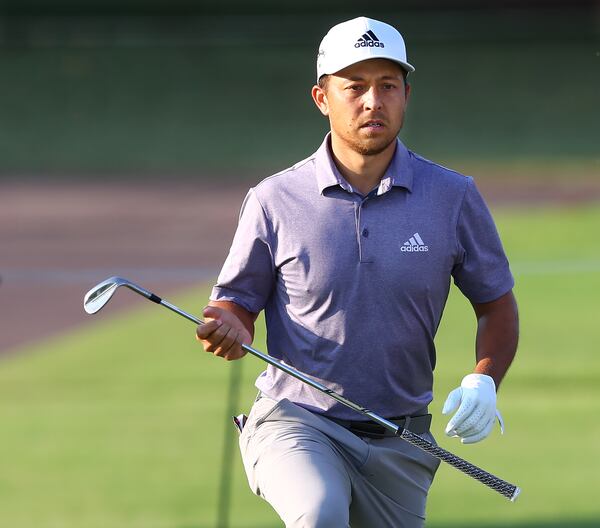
left=1, top=203, right=600, bottom=527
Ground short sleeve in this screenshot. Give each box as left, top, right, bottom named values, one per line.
left=210, top=188, right=276, bottom=313
left=452, top=177, right=514, bottom=303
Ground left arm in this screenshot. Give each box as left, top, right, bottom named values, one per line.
left=472, top=289, right=519, bottom=388
left=445, top=177, right=519, bottom=443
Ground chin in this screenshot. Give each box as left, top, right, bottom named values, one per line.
left=351, top=135, right=396, bottom=156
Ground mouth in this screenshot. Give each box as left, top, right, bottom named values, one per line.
left=360, top=120, right=385, bottom=130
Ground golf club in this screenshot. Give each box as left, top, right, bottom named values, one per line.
left=84, top=276, right=521, bottom=502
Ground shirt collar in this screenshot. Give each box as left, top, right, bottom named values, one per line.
left=314, top=133, right=414, bottom=196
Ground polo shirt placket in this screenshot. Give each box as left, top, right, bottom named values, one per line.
left=353, top=189, right=379, bottom=264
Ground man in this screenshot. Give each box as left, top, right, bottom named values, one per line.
left=197, top=16, right=518, bottom=528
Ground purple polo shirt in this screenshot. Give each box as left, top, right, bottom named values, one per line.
left=211, top=134, right=514, bottom=419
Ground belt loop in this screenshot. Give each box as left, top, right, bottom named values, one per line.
left=402, top=415, right=411, bottom=432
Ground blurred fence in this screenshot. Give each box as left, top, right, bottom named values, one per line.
left=0, top=4, right=598, bottom=177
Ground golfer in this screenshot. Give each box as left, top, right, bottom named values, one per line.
left=197, top=16, right=518, bottom=527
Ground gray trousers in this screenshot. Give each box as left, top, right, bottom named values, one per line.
left=239, top=395, right=440, bottom=528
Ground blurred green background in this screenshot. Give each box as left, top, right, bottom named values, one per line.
left=0, top=1, right=598, bottom=175
left=1, top=1, right=599, bottom=527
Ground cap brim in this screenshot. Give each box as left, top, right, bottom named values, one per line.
left=319, top=55, right=415, bottom=81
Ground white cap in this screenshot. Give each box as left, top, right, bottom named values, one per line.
left=316, top=17, right=414, bottom=82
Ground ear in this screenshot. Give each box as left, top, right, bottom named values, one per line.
left=311, top=85, right=329, bottom=116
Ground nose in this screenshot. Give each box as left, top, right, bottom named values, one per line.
left=363, top=86, right=382, bottom=111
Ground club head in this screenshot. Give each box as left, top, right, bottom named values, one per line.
left=83, top=276, right=129, bottom=314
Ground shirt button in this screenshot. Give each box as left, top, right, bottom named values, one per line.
left=362, top=228, right=369, bottom=238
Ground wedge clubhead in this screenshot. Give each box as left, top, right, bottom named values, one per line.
left=83, top=276, right=128, bottom=314
left=84, top=276, right=200, bottom=323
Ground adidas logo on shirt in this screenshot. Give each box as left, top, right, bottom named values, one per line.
left=401, top=233, right=429, bottom=252
left=355, top=30, right=385, bottom=49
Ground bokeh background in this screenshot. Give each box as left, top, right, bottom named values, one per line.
left=1, top=1, right=599, bottom=527
left=1, top=0, right=598, bottom=173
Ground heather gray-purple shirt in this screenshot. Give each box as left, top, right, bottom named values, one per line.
left=211, top=134, right=514, bottom=420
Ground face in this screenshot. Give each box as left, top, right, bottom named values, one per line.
left=312, top=59, right=410, bottom=157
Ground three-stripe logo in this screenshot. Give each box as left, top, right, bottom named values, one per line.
left=401, top=233, right=429, bottom=252
left=355, top=30, right=385, bottom=48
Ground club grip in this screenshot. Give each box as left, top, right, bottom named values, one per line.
left=400, top=429, right=520, bottom=501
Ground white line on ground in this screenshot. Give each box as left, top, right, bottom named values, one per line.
left=511, top=259, right=600, bottom=276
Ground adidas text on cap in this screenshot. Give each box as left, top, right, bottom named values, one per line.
left=317, top=17, right=414, bottom=82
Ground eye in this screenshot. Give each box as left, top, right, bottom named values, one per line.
left=346, top=84, right=364, bottom=92
left=382, top=83, right=397, bottom=90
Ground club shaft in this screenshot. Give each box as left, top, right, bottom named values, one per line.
left=124, top=283, right=203, bottom=325
left=240, top=343, right=401, bottom=432
left=122, top=281, right=520, bottom=501
left=160, top=299, right=203, bottom=325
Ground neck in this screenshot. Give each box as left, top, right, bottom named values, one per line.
left=329, top=134, right=397, bottom=195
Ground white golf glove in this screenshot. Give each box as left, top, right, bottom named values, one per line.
left=442, top=373, right=504, bottom=444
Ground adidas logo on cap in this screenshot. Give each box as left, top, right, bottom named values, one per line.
left=355, top=30, right=385, bottom=48
left=401, top=233, right=429, bottom=252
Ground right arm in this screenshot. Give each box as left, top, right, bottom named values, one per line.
left=196, top=300, right=258, bottom=361
left=198, top=188, right=273, bottom=361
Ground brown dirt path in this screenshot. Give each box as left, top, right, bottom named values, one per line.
left=0, top=182, right=249, bottom=356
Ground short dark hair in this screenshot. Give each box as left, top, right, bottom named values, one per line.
left=318, top=75, right=330, bottom=91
